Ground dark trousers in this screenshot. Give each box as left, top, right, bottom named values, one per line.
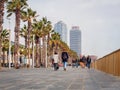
left=54, top=63, right=59, bottom=70
left=87, top=63, right=91, bottom=69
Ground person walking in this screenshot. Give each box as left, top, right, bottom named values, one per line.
left=75, top=59, right=79, bottom=68
left=72, top=59, right=75, bottom=68
left=80, top=55, right=86, bottom=68
left=86, top=55, right=91, bottom=69
left=61, top=49, right=69, bottom=71
left=53, top=51, right=59, bottom=71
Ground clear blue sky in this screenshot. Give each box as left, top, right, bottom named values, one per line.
left=3, top=0, right=120, bottom=58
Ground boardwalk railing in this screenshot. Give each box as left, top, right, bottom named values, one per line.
left=91, top=49, right=120, bottom=76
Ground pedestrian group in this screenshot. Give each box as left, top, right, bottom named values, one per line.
left=52, top=49, right=91, bottom=71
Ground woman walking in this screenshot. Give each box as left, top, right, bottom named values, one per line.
left=53, top=51, right=59, bottom=71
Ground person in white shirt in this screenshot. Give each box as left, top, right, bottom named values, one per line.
left=53, top=51, right=59, bottom=70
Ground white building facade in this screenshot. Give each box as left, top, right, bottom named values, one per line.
left=70, top=26, right=81, bottom=56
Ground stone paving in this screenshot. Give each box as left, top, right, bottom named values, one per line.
left=0, top=66, right=120, bottom=90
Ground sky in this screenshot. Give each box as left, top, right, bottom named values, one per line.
left=3, top=0, right=120, bottom=58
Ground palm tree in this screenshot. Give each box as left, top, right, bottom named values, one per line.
left=32, top=17, right=52, bottom=67
left=0, top=0, right=8, bottom=68
left=1, top=29, right=9, bottom=66
left=21, top=8, right=37, bottom=67
left=40, top=17, right=52, bottom=67
left=7, top=0, right=28, bottom=67
left=32, top=20, right=43, bottom=67
left=51, top=32, right=61, bottom=52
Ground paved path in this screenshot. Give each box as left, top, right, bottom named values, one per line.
left=0, top=67, right=120, bottom=90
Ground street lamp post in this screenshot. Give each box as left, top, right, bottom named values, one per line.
left=7, top=17, right=11, bottom=69
left=8, top=30, right=11, bottom=69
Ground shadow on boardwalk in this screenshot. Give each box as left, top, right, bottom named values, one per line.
left=0, top=67, right=120, bottom=90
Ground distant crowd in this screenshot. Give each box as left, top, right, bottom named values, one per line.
left=72, top=55, right=91, bottom=69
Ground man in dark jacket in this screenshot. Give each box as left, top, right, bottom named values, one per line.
left=61, top=50, right=69, bottom=71
left=86, top=55, right=91, bottom=69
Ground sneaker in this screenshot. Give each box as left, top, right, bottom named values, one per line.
left=64, top=68, right=66, bottom=71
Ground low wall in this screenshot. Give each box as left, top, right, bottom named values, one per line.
left=91, top=49, right=120, bottom=76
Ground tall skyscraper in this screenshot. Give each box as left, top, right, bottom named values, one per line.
left=70, top=26, right=81, bottom=55
left=54, top=21, right=68, bottom=45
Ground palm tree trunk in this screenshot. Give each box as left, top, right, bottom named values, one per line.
left=0, top=0, right=5, bottom=68
left=1, top=49, right=8, bottom=67
left=32, top=35, right=35, bottom=68
left=25, top=37, right=27, bottom=49
left=39, top=38, right=42, bottom=67
left=25, top=37, right=27, bottom=59
left=35, top=37, right=40, bottom=67
left=0, top=38, right=2, bottom=68
left=14, top=9, right=20, bottom=68
left=27, top=21, right=32, bottom=67
left=42, top=37, right=46, bottom=67
left=2, top=49, right=5, bottom=67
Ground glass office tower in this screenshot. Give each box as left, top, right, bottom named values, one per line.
left=54, top=21, right=68, bottom=45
